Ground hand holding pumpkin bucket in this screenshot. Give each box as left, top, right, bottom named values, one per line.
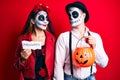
left=72, top=47, right=95, bottom=67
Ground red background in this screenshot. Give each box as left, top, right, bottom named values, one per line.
left=0, top=0, right=120, bottom=80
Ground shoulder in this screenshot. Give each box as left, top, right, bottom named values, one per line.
left=58, top=31, right=70, bottom=39
left=45, top=31, right=56, bottom=41
left=45, top=31, right=55, bottom=37
left=18, top=32, right=32, bottom=41
left=86, top=27, right=100, bottom=37
left=56, top=31, right=70, bottom=43
left=90, top=31, right=101, bottom=38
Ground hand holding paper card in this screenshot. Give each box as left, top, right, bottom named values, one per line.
left=21, top=49, right=32, bottom=60
left=22, top=41, right=41, bottom=50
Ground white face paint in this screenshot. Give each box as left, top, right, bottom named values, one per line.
left=35, top=10, right=49, bottom=30
left=68, top=7, right=84, bottom=27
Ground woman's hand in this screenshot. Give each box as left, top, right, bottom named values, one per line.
left=20, top=49, right=32, bottom=60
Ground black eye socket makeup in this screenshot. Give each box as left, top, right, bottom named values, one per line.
left=38, top=15, right=44, bottom=21
left=72, top=11, right=79, bottom=18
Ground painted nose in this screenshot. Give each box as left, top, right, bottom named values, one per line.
left=44, top=20, right=49, bottom=24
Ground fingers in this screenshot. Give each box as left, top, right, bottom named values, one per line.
left=84, top=36, right=96, bottom=49
left=21, top=49, right=32, bottom=59
left=88, top=37, right=95, bottom=44
left=24, top=49, right=31, bottom=55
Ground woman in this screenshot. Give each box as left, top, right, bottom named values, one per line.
left=14, top=3, right=55, bottom=80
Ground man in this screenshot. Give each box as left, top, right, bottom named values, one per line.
left=54, top=1, right=108, bottom=80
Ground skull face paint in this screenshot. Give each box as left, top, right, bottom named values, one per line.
left=68, top=7, right=84, bottom=27
left=35, top=10, right=49, bottom=30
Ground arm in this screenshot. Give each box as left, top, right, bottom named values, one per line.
left=94, top=33, right=109, bottom=68
left=53, top=34, right=66, bottom=80
left=13, top=37, right=28, bottom=71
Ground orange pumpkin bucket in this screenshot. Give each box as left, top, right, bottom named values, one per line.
left=72, top=47, right=95, bottom=67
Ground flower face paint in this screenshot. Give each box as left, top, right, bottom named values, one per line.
left=35, top=10, right=49, bottom=30
left=68, top=7, right=84, bottom=27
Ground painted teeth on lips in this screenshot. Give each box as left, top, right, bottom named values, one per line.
left=71, top=19, right=80, bottom=23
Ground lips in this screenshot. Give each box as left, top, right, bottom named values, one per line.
left=36, top=21, right=47, bottom=27
left=42, top=24, right=47, bottom=27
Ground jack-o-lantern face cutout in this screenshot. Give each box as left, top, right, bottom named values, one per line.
left=73, top=47, right=95, bottom=67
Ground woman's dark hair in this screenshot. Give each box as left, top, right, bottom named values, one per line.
left=21, top=10, right=35, bottom=35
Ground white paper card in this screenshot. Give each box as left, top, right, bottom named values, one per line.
left=22, top=40, right=41, bottom=50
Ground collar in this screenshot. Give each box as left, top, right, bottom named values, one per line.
left=71, top=27, right=90, bottom=39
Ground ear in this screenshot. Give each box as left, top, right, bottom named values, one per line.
left=31, top=19, right=35, bottom=24
left=82, top=13, right=86, bottom=20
